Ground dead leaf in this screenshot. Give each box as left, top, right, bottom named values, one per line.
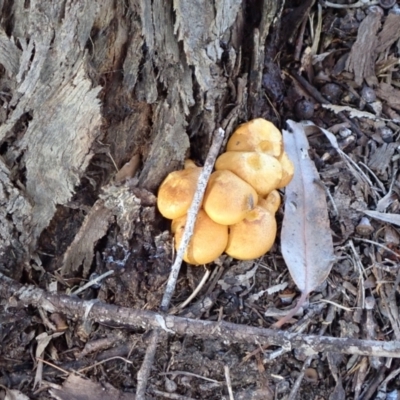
left=321, top=104, right=383, bottom=121
left=48, top=374, right=136, bottom=400
left=345, top=8, right=382, bottom=86
left=114, top=153, right=141, bottom=182
left=361, top=210, right=400, bottom=228
left=0, top=385, right=30, bottom=400
left=274, top=120, right=335, bottom=328
left=34, top=331, right=65, bottom=389
left=376, top=83, right=400, bottom=112
left=217, top=261, right=257, bottom=291
left=247, top=282, right=288, bottom=303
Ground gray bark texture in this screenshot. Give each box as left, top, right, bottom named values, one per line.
left=0, top=0, right=280, bottom=278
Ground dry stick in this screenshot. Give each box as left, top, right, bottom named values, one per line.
left=70, top=270, right=114, bottom=296
left=177, top=268, right=211, bottom=310
left=321, top=0, right=379, bottom=8
left=136, top=330, right=159, bottom=400
left=291, top=71, right=367, bottom=142
left=136, top=128, right=225, bottom=399
left=160, top=127, right=225, bottom=312
left=151, top=390, right=196, bottom=400
left=224, top=365, right=234, bottom=400
left=287, top=305, right=335, bottom=400
left=3, top=272, right=400, bottom=358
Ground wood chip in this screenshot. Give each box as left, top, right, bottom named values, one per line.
left=49, top=374, right=136, bottom=400
left=368, top=142, right=397, bottom=178
left=376, top=13, right=400, bottom=55
left=345, top=8, right=382, bottom=86
left=376, top=82, right=400, bottom=112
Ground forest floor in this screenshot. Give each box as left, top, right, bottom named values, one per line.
left=2, top=1, right=400, bottom=400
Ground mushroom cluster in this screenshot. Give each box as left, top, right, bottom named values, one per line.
left=157, top=118, right=294, bottom=265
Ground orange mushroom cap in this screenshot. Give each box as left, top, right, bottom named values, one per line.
left=258, top=190, right=281, bottom=214
left=215, top=151, right=282, bottom=196
left=227, top=118, right=283, bottom=157
left=172, top=209, right=228, bottom=265
left=203, top=170, right=258, bottom=225
left=157, top=161, right=202, bottom=219
left=276, top=151, right=294, bottom=189
left=225, top=205, right=277, bottom=260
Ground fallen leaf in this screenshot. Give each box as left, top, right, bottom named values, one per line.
left=321, top=104, right=383, bottom=121
left=361, top=210, right=400, bottom=228
left=217, top=261, right=257, bottom=291
left=34, top=331, right=65, bottom=389
left=48, top=374, right=136, bottom=400
left=274, top=120, right=335, bottom=328
left=0, top=385, right=30, bottom=400
left=247, top=282, right=288, bottom=303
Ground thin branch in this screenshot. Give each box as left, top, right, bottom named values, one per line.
left=177, top=267, right=211, bottom=310
left=135, top=128, right=225, bottom=399
left=160, top=128, right=225, bottom=312
left=136, top=330, right=160, bottom=399
left=3, top=272, right=400, bottom=358
left=70, top=270, right=114, bottom=295
left=224, top=365, right=234, bottom=400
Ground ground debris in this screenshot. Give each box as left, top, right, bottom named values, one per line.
left=345, top=7, right=382, bottom=86
left=3, top=1, right=400, bottom=399
left=48, top=374, right=136, bottom=400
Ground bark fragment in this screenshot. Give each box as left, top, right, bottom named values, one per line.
left=376, top=13, right=400, bottom=55
left=376, top=82, right=400, bottom=111
left=0, top=1, right=102, bottom=246
left=345, top=8, right=382, bottom=86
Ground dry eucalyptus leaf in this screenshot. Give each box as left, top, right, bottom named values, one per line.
left=274, top=120, right=335, bottom=328
left=362, top=210, right=400, bottom=228
left=322, top=104, right=382, bottom=121
left=1, top=386, right=30, bottom=400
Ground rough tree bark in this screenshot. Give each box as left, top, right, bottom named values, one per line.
left=0, top=0, right=281, bottom=280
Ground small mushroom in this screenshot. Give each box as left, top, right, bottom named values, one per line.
left=276, top=151, right=295, bottom=189
left=356, top=217, right=374, bottom=236
left=203, top=170, right=258, bottom=225
left=225, top=205, right=277, bottom=260
left=227, top=118, right=283, bottom=157
left=304, top=368, right=318, bottom=383
left=259, top=190, right=281, bottom=214
left=215, top=151, right=282, bottom=196
left=157, top=160, right=202, bottom=219
left=172, top=209, right=228, bottom=265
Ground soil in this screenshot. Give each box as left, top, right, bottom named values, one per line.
left=1, top=1, right=400, bottom=400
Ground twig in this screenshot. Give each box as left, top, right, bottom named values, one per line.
left=354, top=237, right=400, bottom=261
left=136, top=128, right=225, bottom=399
left=3, top=272, right=400, bottom=358
left=136, top=330, right=159, bottom=399
left=288, top=356, right=313, bottom=400
left=224, top=365, right=235, bottom=400
left=287, top=306, right=335, bottom=399
left=358, top=161, right=386, bottom=194
left=177, top=267, right=211, bottom=310
left=294, top=15, right=308, bottom=61
left=321, top=0, right=379, bottom=8
left=348, top=240, right=366, bottom=308
left=151, top=390, right=197, bottom=400
left=36, top=358, right=70, bottom=376
left=290, top=71, right=368, bottom=142
left=160, top=128, right=225, bottom=312
left=70, top=270, right=114, bottom=295
left=160, top=371, right=221, bottom=384
left=77, top=356, right=133, bottom=373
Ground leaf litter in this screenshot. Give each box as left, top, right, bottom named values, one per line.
left=273, top=120, right=335, bottom=328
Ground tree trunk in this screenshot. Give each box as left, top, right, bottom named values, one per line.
left=0, top=0, right=281, bottom=280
